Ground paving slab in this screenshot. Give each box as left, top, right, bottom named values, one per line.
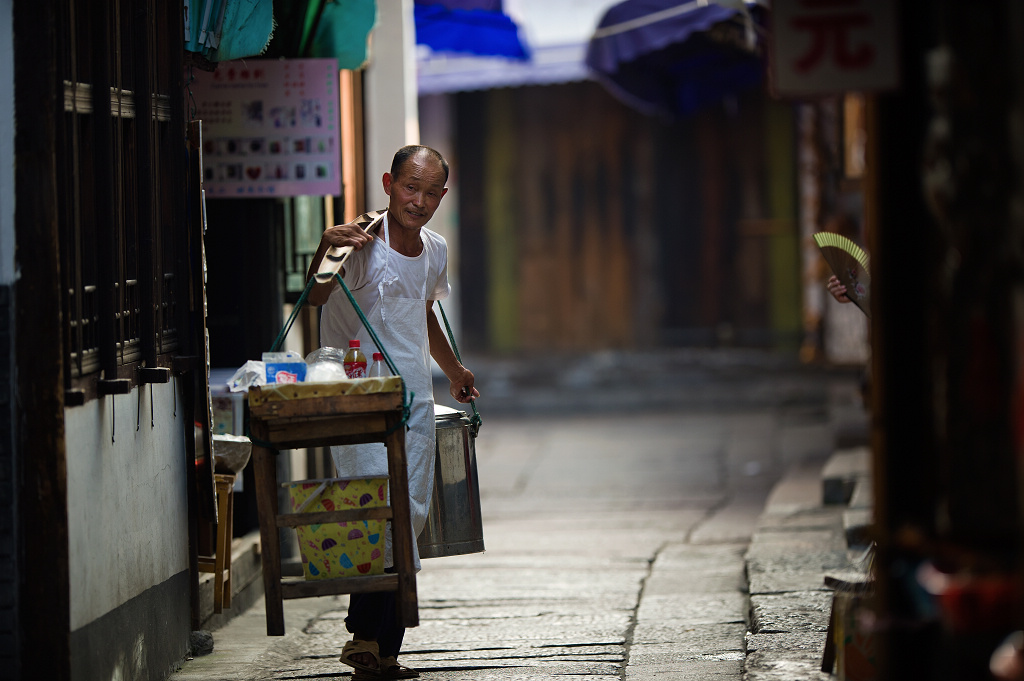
left=749, top=591, right=833, bottom=633
left=822, top=446, right=871, bottom=505
left=637, top=592, right=749, bottom=625
left=642, top=569, right=746, bottom=597
left=630, top=623, right=747, bottom=659
left=744, top=631, right=833, bottom=681
left=626, top=659, right=744, bottom=681
left=756, top=506, right=848, bottom=532
left=746, top=533, right=850, bottom=594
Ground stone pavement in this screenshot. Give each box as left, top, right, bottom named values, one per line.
left=745, top=449, right=871, bottom=681
left=170, top=349, right=869, bottom=681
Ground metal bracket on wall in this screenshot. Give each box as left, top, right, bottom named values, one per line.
left=139, top=367, right=172, bottom=384
left=172, top=355, right=199, bottom=375
left=97, top=378, right=132, bottom=396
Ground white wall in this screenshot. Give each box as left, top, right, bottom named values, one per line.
left=418, top=94, right=462, bottom=349
left=364, top=0, right=419, bottom=210
left=0, top=0, right=14, bottom=286
left=64, top=382, right=189, bottom=631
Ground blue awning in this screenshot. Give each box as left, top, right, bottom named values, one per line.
left=585, top=0, right=765, bottom=118
left=414, top=0, right=530, bottom=60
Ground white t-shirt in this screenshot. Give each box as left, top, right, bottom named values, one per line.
left=320, top=212, right=451, bottom=351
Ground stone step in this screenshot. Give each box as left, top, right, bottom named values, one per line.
left=821, top=446, right=870, bottom=505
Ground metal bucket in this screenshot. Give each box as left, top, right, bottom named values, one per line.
left=417, top=404, right=484, bottom=558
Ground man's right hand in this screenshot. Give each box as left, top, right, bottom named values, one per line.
left=306, top=222, right=378, bottom=306
left=322, top=222, right=376, bottom=250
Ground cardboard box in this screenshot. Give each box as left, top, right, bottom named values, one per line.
left=265, top=361, right=306, bottom=384
left=287, top=477, right=387, bottom=580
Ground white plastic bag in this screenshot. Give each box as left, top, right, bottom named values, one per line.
left=227, top=360, right=267, bottom=392
left=305, top=346, right=349, bottom=382
left=306, top=362, right=348, bottom=382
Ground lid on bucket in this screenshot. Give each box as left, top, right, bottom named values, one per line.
left=434, top=404, right=468, bottom=424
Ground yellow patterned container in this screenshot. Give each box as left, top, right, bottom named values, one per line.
left=286, top=477, right=388, bottom=580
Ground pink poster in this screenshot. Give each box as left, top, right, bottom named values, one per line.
left=190, top=59, right=341, bottom=198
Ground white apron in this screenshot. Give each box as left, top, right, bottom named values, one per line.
left=331, top=221, right=436, bottom=571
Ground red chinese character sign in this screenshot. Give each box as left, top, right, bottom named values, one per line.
left=770, top=0, right=899, bottom=97
left=190, top=59, right=341, bottom=197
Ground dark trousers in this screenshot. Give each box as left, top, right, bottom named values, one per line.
left=346, top=589, right=405, bottom=659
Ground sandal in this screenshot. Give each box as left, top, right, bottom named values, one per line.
left=340, top=639, right=382, bottom=676
left=380, top=656, right=419, bottom=679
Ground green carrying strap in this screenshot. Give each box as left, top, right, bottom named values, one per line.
left=251, top=274, right=414, bottom=450
left=274, top=273, right=405, bottom=380
left=436, top=300, right=482, bottom=436
left=264, top=271, right=482, bottom=439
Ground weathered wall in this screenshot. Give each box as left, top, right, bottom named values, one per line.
left=65, top=382, right=191, bottom=680
left=363, top=0, right=419, bottom=210
left=455, top=82, right=802, bottom=353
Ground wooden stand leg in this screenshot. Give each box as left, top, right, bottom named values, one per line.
left=253, top=446, right=285, bottom=636
left=213, top=476, right=230, bottom=614
left=222, top=475, right=234, bottom=609
left=385, top=418, right=419, bottom=628
left=246, top=387, right=421, bottom=638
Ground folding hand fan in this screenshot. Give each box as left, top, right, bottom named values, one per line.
left=813, top=232, right=871, bottom=317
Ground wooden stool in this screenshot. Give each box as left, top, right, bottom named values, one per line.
left=247, top=380, right=418, bottom=636
left=198, top=472, right=236, bottom=614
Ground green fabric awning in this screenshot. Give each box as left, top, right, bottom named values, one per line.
left=185, top=0, right=275, bottom=61
left=185, top=0, right=376, bottom=68
left=298, top=0, right=377, bottom=69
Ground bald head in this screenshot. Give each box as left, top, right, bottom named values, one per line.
left=391, top=145, right=449, bottom=184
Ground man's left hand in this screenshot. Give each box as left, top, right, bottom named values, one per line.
left=449, top=368, right=479, bottom=404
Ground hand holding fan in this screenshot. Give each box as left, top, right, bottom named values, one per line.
left=813, top=232, right=871, bottom=317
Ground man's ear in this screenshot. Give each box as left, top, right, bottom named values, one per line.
left=441, top=187, right=449, bottom=199
left=382, top=172, right=393, bottom=195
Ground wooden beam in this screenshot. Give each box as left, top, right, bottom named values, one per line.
left=134, top=2, right=156, bottom=367
left=90, top=0, right=117, bottom=379
left=281, top=574, right=398, bottom=599
left=276, top=507, right=393, bottom=527
left=253, top=445, right=285, bottom=635
left=14, top=0, right=70, bottom=678
left=870, top=1, right=942, bottom=677
left=484, top=89, right=519, bottom=351
left=339, top=69, right=366, bottom=221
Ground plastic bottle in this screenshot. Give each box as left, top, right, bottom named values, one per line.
left=368, top=352, right=391, bottom=378
left=343, top=340, right=367, bottom=378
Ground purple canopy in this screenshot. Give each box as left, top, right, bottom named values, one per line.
left=586, top=0, right=765, bottom=118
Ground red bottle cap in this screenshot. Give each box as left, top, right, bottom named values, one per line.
left=349, top=339, right=360, bottom=347
left=373, top=352, right=384, bottom=361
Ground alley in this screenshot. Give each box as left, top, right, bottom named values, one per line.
left=171, top=363, right=851, bottom=681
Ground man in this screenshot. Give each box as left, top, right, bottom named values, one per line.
left=306, top=145, right=479, bottom=678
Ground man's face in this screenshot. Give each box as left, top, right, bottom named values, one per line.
left=384, top=153, right=448, bottom=231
